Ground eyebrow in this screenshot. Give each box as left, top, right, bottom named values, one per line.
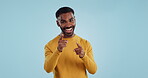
left=69, top=17, right=74, bottom=20
left=61, top=17, right=74, bottom=21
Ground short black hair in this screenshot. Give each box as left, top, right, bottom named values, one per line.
left=56, top=7, right=74, bottom=18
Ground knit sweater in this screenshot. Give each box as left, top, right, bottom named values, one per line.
left=44, top=35, right=97, bottom=78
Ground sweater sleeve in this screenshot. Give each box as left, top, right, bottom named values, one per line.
left=44, top=45, right=61, bottom=73
left=81, top=41, right=97, bottom=74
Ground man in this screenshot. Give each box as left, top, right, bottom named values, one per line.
left=44, top=7, right=97, bottom=78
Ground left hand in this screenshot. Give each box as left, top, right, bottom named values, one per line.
left=74, top=43, right=85, bottom=58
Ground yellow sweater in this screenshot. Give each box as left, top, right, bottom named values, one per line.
left=44, top=35, right=97, bottom=78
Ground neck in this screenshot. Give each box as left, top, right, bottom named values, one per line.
left=59, top=33, right=75, bottom=38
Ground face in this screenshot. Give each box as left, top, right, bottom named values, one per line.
left=57, top=12, right=76, bottom=37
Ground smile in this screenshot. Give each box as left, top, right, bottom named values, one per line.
left=63, top=26, right=74, bottom=33
left=65, top=28, right=72, bottom=31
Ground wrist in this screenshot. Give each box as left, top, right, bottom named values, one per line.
left=79, top=52, right=85, bottom=58
left=57, top=47, right=62, bottom=52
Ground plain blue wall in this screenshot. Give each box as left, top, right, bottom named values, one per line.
left=0, top=0, right=148, bottom=78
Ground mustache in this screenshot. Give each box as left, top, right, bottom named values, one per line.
left=63, top=26, right=75, bottom=30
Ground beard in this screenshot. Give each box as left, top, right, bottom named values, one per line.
left=60, top=25, right=75, bottom=37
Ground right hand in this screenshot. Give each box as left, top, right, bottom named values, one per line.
left=57, top=34, right=68, bottom=52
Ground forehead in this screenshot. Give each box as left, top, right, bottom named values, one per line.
left=58, top=12, right=74, bottom=20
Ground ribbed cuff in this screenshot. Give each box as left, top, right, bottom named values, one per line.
left=81, top=54, right=88, bottom=60
left=54, top=49, right=62, bottom=56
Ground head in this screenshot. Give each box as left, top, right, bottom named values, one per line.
left=56, top=7, right=76, bottom=38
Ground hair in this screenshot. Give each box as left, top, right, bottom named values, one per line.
left=56, top=7, right=74, bottom=18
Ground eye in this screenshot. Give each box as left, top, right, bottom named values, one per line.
left=61, top=20, right=66, bottom=23
left=69, top=18, right=74, bottom=22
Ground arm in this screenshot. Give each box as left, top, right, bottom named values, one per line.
left=44, top=45, right=61, bottom=73
left=44, top=34, right=67, bottom=73
left=81, top=41, right=97, bottom=74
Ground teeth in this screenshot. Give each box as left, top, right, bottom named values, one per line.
left=66, top=28, right=72, bottom=30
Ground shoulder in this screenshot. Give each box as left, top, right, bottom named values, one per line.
left=45, top=35, right=59, bottom=48
left=76, top=35, right=93, bottom=53
left=76, top=35, right=91, bottom=44
left=76, top=35, right=91, bottom=49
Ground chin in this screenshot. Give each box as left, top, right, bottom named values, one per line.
left=64, top=32, right=74, bottom=37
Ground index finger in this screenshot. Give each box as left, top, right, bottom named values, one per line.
left=59, top=33, right=64, bottom=40
left=76, top=43, right=82, bottom=48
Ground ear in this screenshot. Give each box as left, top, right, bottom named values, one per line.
left=74, top=16, right=76, bottom=24
left=56, top=20, right=60, bottom=27
left=74, top=16, right=76, bottom=21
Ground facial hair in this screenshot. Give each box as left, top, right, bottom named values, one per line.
left=60, top=25, right=75, bottom=37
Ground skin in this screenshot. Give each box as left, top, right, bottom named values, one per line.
left=56, top=12, right=85, bottom=58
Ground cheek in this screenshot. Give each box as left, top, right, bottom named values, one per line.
left=60, top=25, right=65, bottom=28
left=73, top=21, right=76, bottom=25
left=70, top=22, right=76, bottom=26
left=58, top=23, right=65, bottom=28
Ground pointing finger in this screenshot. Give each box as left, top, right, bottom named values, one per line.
left=59, top=33, right=64, bottom=40
left=76, top=43, right=82, bottom=48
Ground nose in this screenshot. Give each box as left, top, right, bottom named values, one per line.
left=65, top=21, right=71, bottom=27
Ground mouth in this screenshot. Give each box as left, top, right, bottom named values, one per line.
left=60, top=26, right=75, bottom=37
left=64, top=26, right=74, bottom=33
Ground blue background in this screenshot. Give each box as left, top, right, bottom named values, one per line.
left=0, top=0, right=148, bottom=78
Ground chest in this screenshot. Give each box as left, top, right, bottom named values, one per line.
left=58, top=41, right=84, bottom=65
